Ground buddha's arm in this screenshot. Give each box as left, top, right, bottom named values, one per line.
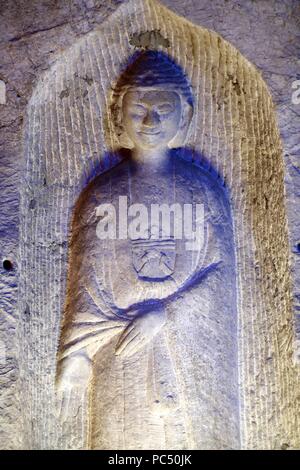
left=56, top=275, right=127, bottom=391
left=115, top=303, right=167, bottom=358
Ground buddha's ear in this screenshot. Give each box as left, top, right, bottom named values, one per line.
left=114, top=106, right=134, bottom=149
left=110, top=94, right=134, bottom=149
left=118, top=130, right=134, bottom=149
left=168, top=101, right=194, bottom=149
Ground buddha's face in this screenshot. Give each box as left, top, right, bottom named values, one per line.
left=122, top=89, right=182, bottom=150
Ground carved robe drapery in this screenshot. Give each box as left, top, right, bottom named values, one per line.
left=60, top=152, right=239, bottom=449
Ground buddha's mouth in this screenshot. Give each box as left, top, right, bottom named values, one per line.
left=139, top=129, right=161, bottom=136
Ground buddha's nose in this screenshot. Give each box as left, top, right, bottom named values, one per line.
left=143, top=110, right=160, bottom=127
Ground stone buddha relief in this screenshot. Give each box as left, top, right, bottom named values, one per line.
left=57, top=51, right=239, bottom=449
left=19, top=0, right=298, bottom=451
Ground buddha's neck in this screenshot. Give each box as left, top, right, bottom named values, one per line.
left=131, top=147, right=168, bottom=168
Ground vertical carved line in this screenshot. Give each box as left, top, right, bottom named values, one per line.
left=63, top=54, right=80, bottom=183
left=255, top=75, right=272, bottom=447
left=191, top=28, right=201, bottom=151
left=94, top=35, right=113, bottom=152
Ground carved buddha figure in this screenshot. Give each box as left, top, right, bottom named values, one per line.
left=122, top=87, right=181, bottom=281
left=57, top=52, right=239, bottom=449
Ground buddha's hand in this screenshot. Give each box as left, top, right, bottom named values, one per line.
left=115, top=306, right=166, bottom=359
left=56, top=353, right=92, bottom=421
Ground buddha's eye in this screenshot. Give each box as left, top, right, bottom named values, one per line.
left=156, top=104, right=174, bottom=114
left=130, top=104, right=146, bottom=116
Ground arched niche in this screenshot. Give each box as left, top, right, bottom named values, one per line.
left=19, top=0, right=299, bottom=450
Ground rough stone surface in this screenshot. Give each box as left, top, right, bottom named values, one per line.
left=0, top=0, right=299, bottom=450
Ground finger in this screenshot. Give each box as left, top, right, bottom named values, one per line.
left=120, top=335, right=147, bottom=359
left=116, top=323, right=136, bottom=349
left=115, top=330, right=140, bottom=355
left=56, top=390, right=64, bottom=420
left=115, top=331, right=140, bottom=356
left=116, top=326, right=139, bottom=349
left=121, top=338, right=146, bottom=359
left=60, top=387, right=72, bottom=422
left=71, top=388, right=84, bottom=419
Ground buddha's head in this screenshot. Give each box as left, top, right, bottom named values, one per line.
left=109, top=51, right=194, bottom=152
